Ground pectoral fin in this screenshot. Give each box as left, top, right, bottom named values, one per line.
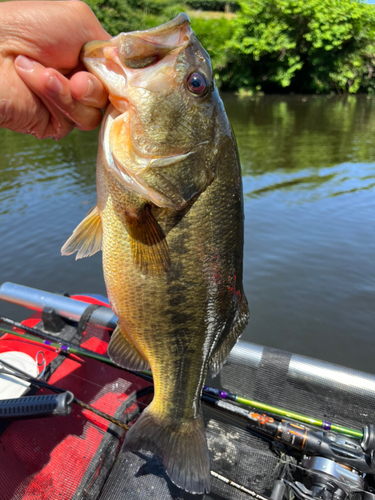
left=61, top=206, right=102, bottom=260
left=125, top=204, right=171, bottom=274
left=108, top=325, right=150, bottom=371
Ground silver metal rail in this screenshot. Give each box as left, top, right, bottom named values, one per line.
left=1, top=282, right=375, bottom=399
left=0, top=282, right=117, bottom=330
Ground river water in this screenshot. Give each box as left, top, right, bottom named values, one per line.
left=0, top=94, right=374, bottom=373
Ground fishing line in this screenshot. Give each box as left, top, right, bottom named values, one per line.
left=0, top=358, right=153, bottom=431
left=0, top=317, right=113, bottom=365
left=210, top=471, right=271, bottom=500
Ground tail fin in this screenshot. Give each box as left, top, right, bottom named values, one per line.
left=124, top=403, right=210, bottom=494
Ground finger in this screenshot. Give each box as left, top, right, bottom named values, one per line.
left=2, top=1, right=111, bottom=70
left=0, top=79, right=55, bottom=139
left=15, top=55, right=103, bottom=131
left=14, top=56, right=76, bottom=139
left=1, top=56, right=72, bottom=139
left=35, top=110, right=75, bottom=141
left=70, top=71, right=108, bottom=109
left=30, top=97, right=75, bottom=141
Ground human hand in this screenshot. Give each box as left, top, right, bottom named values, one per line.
left=0, top=1, right=111, bottom=139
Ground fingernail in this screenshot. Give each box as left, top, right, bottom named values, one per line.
left=46, top=75, right=63, bottom=95
left=84, top=78, right=94, bottom=98
left=15, top=55, right=35, bottom=71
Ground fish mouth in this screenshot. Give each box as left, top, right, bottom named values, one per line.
left=81, top=13, right=192, bottom=107
left=82, top=13, right=191, bottom=59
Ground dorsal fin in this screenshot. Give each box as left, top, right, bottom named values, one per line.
left=61, top=206, right=102, bottom=260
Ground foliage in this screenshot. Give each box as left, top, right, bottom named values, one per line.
left=84, top=0, right=375, bottom=94
left=224, top=0, right=375, bottom=94
left=184, top=0, right=239, bottom=12
left=190, top=17, right=234, bottom=87
left=85, top=0, right=184, bottom=34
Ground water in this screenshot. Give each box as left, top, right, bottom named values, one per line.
left=0, top=94, right=374, bottom=373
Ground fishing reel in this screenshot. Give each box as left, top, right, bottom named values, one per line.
left=284, top=456, right=367, bottom=500
left=252, top=417, right=375, bottom=500
left=205, top=397, right=375, bottom=500
left=299, top=425, right=375, bottom=500
left=298, top=428, right=375, bottom=500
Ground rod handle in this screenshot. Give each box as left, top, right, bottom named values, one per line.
left=0, top=392, right=74, bottom=419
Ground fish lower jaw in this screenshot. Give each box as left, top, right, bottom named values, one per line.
left=108, top=95, right=128, bottom=113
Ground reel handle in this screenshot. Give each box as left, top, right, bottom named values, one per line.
left=362, top=424, right=375, bottom=452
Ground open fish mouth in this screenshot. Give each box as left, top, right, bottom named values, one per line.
left=81, top=13, right=192, bottom=106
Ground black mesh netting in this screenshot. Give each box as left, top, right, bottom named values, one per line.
left=97, top=343, right=375, bottom=500
left=1, top=313, right=375, bottom=500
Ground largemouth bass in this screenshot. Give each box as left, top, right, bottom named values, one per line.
left=62, top=13, right=249, bottom=494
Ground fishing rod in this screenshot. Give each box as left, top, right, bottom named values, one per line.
left=0, top=316, right=114, bottom=365
left=203, top=394, right=375, bottom=500
left=0, top=319, right=365, bottom=440
left=203, top=393, right=375, bottom=471
left=202, top=385, right=363, bottom=439
left=210, top=471, right=270, bottom=500
left=0, top=325, right=154, bottom=386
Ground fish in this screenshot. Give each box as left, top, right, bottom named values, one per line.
left=62, top=13, right=249, bottom=494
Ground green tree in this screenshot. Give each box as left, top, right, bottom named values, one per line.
left=224, top=0, right=375, bottom=93
left=86, top=0, right=183, bottom=34
left=190, top=17, right=234, bottom=87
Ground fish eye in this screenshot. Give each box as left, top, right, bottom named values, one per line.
left=187, top=72, right=208, bottom=96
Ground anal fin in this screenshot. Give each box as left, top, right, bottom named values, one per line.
left=61, top=206, right=102, bottom=260
left=108, top=325, right=150, bottom=372
left=209, top=297, right=249, bottom=377
left=125, top=204, right=171, bottom=274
